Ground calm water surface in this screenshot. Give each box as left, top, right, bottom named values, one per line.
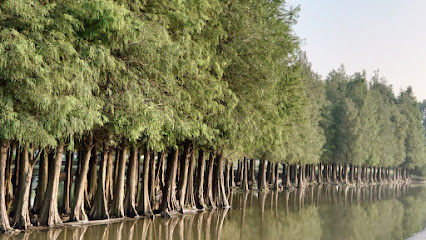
left=4, top=184, right=426, bottom=240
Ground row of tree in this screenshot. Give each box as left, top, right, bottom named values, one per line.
left=0, top=0, right=424, bottom=233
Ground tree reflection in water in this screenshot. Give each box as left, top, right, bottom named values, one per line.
left=3, top=184, right=426, bottom=240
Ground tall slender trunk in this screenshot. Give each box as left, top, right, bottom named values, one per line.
left=204, top=152, right=216, bottom=208
left=0, top=140, right=12, bottom=233
left=195, top=149, right=205, bottom=210
left=230, top=162, right=235, bottom=188
left=258, top=159, right=268, bottom=191
left=138, top=147, right=152, bottom=216
left=5, top=142, right=14, bottom=211
left=212, top=152, right=229, bottom=208
left=34, top=149, right=48, bottom=214
left=70, top=135, right=94, bottom=222
left=106, top=149, right=114, bottom=204
left=87, top=146, right=98, bottom=202
left=148, top=151, right=156, bottom=206
left=62, top=151, right=73, bottom=214
left=159, top=148, right=180, bottom=214
left=185, top=146, right=196, bottom=209
left=110, top=141, right=128, bottom=218
left=311, top=164, right=316, bottom=183
left=283, top=163, right=290, bottom=188
left=177, top=142, right=191, bottom=211
left=11, top=143, right=20, bottom=199
left=124, top=145, right=138, bottom=217
left=298, top=164, right=304, bottom=189
left=272, top=163, right=280, bottom=190
left=240, top=157, right=249, bottom=191
left=356, top=166, right=362, bottom=185
left=155, top=151, right=166, bottom=196
left=317, top=163, right=323, bottom=184
left=236, top=160, right=242, bottom=185
left=377, top=166, right=382, bottom=183
left=224, top=160, right=231, bottom=194
left=38, top=142, right=65, bottom=226
left=249, top=159, right=255, bottom=189
left=90, top=142, right=110, bottom=220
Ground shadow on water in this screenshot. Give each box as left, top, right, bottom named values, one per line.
left=3, top=184, right=426, bottom=240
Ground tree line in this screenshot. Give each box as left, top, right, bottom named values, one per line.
left=0, top=0, right=424, bottom=233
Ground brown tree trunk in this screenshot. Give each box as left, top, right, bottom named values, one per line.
left=204, top=152, right=216, bottom=208
left=70, top=135, right=94, bottom=222
left=148, top=151, right=156, bottom=206
left=90, top=142, right=110, bottom=220
left=317, top=163, right=323, bottom=184
left=283, top=163, right=290, bottom=188
left=124, top=145, right=139, bottom=217
left=349, top=164, right=354, bottom=183
left=87, top=146, right=98, bottom=202
left=298, top=164, right=304, bottom=189
left=11, top=143, right=20, bottom=199
left=110, top=141, right=128, bottom=218
left=224, top=160, right=231, bottom=194
left=258, top=159, right=268, bottom=191
left=155, top=151, right=166, bottom=196
left=272, top=163, right=280, bottom=190
left=249, top=159, right=255, bottom=189
left=113, top=149, right=120, bottom=191
left=177, top=142, right=191, bottom=211
left=356, top=166, right=362, bottom=185
left=38, top=142, right=65, bottom=226
left=195, top=149, right=205, bottom=210
left=185, top=146, right=196, bottom=209
left=236, top=160, right=242, bottom=186
left=159, top=148, right=180, bottom=215
left=5, top=142, right=14, bottom=211
left=34, top=149, right=48, bottom=214
left=62, top=151, right=73, bottom=214
left=0, top=140, right=12, bottom=233
left=230, top=162, right=235, bottom=188
left=106, top=149, right=114, bottom=204
left=138, top=146, right=152, bottom=216
left=331, top=163, right=337, bottom=182
left=212, top=152, right=229, bottom=208
left=240, top=157, right=249, bottom=191
left=377, top=166, right=382, bottom=183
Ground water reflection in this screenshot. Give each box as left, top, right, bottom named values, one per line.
left=3, top=184, right=426, bottom=240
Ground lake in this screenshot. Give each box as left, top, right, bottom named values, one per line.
left=4, top=184, right=426, bottom=240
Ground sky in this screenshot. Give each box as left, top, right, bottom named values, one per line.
left=286, top=0, right=426, bottom=101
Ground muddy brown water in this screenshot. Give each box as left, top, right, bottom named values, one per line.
left=3, top=184, right=426, bottom=240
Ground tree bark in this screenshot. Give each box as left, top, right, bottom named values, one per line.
left=177, top=142, right=191, bottom=211
left=62, top=151, right=73, bottom=214
left=298, top=164, right=304, bottom=189
left=159, top=148, right=180, bottom=215
left=249, top=159, right=255, bottom=189
left=272, top=163, right=280, bottom=190
left=138, top=146, right=152, bottom=216
left=124, top=145, right=139, bottom=217
left=155, top=151, right=166, bottom=197
left=87, top=146, right=98, bottom=202
left=11, top=143, right=20, bottom=199
left=240, top=157, right=249, bottom=191
left=283, top=163, right=290, bottom=188
left=204, top=152, right=216, bottom=208
left=5, top=142, right=14, bottom=211
left=0, top=140, right=12, bottom=233
left=106, top=148, right=114, bottom=204
left=195, top=149, right=206, bottom=210
left=110, top=141, right=128, bottom=218
left=38, top=142, right=65, bottom=227
left=212, top=151, right=229, bottom=208
left=148, top=151, right=156, bottom=206
left=90, top=142, right=110, bottom=220
left=34, top=149, right=48, bottom=214
left=356, top=166, right=362, bottom=185
left=185, top=146, right=196, bottom=209
left=317, top=163, right=323, bottom=184
left=70, top=135, right=94, bottom=222
left=258, top=159, right=268, bottom=191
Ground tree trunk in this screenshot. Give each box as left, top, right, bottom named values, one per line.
left=204, top=152, right=216, bottom=208
left=273, top=163, right=280, bottom=190
left=38, top=142, right=65, bottom=227
left=317, top=163, right=323, bottom=184
left=70, top=135, right=94, bottom=222
left=148, top=151, right=156, bottom=206
left=106, top=149, right=114, bottom=204
left=89, top=142, right=110, bottom=220
left=283, top=163, right=290, bottom=188
left=195, top=149, right=206, bottom=210
left=155, top=151, right=166, bottom=196
left=258, top=159, right=268, bottom=191
left=34, top=149, right=48, bottom=214
left=185, top=146, right=196, bottom=209
left=62, top=151, right=73, bottom=214
left=138, top=146, right=152, bottom=216
left=249, top=159, right=255, bottom=189
left=224, top=160, right=231, bottom=194
left=298, top=164, right=304, bottom=189
left=349, top=164, right=354, bottom=183
left=212, top=152, right=229, bottom=208
left=87, top=146, right=98, bottom=202
left=159, top=148, right=180, bottom=215
left=332, top=163, right=337, bottom=182
left=110, top=141, right=128, bottom=218
left=356, top=166, right=362, bottom=185
left=177, top=142, right=191, bottom=211
left=236, top=160, right=242, bottom=185
left=240, top=157, right=249, bottom=191
left=5, top=142, right=14, bottom=211
left=0, top=140, right=12, bottom=233
left=124, top=145, right=138, bottom=217
left=377, top=166, right=382, bottom=183
left=230, top=162, right=235, bottom=188
left=11, top=143, right=20, bottom=199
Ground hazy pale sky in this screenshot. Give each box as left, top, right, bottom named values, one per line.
left=287, top=0, right=426, bottom=101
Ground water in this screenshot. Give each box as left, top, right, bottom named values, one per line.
left=4, top=184, right=426, bottom=240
